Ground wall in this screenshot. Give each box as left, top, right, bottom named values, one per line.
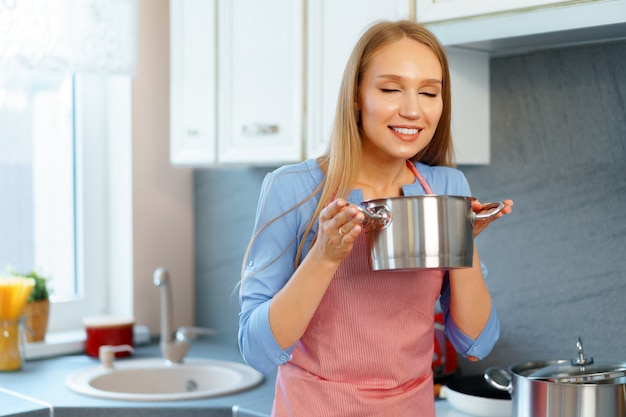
left=131, top=0, right=195, bottom=334
left=194, top=41, right=626, bottom=374
left=458, top=40, right=626, bottom=374
left=194, top=167, right=271, bottom=346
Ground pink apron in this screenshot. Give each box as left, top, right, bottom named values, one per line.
left=272, top=163, right=443, bottom=417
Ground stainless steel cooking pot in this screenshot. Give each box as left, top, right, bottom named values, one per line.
left=359, top=196, right=504, bottom=270
left=484, top=337, right=626, bottom=417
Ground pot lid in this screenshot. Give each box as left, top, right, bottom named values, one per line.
left=527, top=337, right=626, bottom=384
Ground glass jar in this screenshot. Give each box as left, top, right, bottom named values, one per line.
left=0, top=319, right=24, bottom=372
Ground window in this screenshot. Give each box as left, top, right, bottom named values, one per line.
left=0, top=0, right=136, bottom=341
left=0, top=72, right=76, bottom=298
left=0, top=72, right=131, bottom=333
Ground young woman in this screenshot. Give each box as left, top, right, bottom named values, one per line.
left=239, top=20, right=514, bottom=416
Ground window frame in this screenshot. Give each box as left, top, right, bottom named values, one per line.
left=46, top=74, right=132, bottom=333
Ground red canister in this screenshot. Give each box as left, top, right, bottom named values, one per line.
left=83, top=315, right=135, bottom=358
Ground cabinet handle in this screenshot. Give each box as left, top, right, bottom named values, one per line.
left=186, top=129, right=200, bottom=136
left=242, top=123, right=280, bottom=136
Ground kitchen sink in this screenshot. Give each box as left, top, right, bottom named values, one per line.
left=65, top=358, right=264, bottom=401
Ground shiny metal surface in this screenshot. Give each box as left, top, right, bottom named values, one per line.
left=486, top=360, right=626, bottom=417
left=527, top=337, right=626, bottom=384
left=361, top=196, right=478, bottom=270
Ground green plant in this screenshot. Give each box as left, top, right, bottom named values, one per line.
left=8, top=269, right=50, bottom=302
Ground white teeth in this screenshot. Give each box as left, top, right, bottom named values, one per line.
left=392, top=127, right=419, bottom=135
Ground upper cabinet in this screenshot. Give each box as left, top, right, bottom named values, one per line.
left=170, top=0, right=217, bottom=166
left=171, top=0, right=488, bottom=166
left=446, top=48, right=490, bottom=165
left=416, top=0, right=626, bottom=56
left=170, top=0, right=302, bottom=166
left=171, top=0, right=625, bottom=166
left=416, top=0, right=578, bottom=23
left=216, top=0, right=303, bottom=164
left=171, top=0, right=413, bottom=166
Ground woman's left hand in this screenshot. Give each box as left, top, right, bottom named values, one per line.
left=472, top=199, right=514, bottom=237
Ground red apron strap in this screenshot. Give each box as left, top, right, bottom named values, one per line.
left=406, top=160, right=434, bottom=194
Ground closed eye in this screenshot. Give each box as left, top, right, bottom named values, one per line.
left=381, top=89, right=400, bottom=93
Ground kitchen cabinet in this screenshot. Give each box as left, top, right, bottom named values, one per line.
left=216, top=0, right=303, bottom=164
left=171, top=0, right=624, bottom=166
left=170, top=0, right=217, bottom=165
left=416, top=0, right=582, bottom=24
left=418, top=0, right=626, bottom=54
left=170, top=0, right=303, bottom=166
left=169, top=0, right=499, bottom=166
left=446, top=48, right=490, bottom=165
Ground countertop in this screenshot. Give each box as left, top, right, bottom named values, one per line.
left=0, top=339, right=471, bottom=416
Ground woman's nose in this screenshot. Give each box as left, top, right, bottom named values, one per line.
left=399, top=94, right=421, bottom=119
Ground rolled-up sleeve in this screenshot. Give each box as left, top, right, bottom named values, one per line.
left=438, top=267, right=500, bottom=360
left=239, top=288, right=293, bottom=374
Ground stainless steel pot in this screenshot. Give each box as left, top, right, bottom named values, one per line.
left=484, top=338, right=626, bottom=417
left=359, top=196, right=504, bottom=270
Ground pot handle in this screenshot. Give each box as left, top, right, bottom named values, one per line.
left=473, top=201, right=505, bottom=221
left=355, top=204, right=392, bottom=230
left=484, top=366, right=513, bottom=394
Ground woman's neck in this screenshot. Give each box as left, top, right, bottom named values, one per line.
left=356, top=158, right=415, bottom=200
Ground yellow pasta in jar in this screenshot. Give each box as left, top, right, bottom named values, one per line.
left=0, top=276, right=35, bottom=371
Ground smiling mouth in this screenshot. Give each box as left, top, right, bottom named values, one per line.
left=391, top=127, right=419, bottom=135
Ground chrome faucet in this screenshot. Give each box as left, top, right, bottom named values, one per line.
left=153, top=267, right=216, bottom=363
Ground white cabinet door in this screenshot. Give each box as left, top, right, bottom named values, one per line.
left=170, top=0, right=493, bottom=166
left=416, top=0, right=580, bottom=23
left=447, top=48, right=490, bottom=165
left=217, top=0, right=303, bottom=164
left=170, top=0, right=217, bottom=166
left=306, top=0, right=411, bottom=159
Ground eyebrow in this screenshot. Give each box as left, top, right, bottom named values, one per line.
left=376, top=74, right=442, bottom=84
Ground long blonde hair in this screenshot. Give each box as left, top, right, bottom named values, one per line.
left=243, top=20, right=455, bottom=275
left=294, top=20, right=455, bottom=266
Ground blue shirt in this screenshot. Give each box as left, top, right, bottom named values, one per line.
left=239, top=159, right=500, bottom=375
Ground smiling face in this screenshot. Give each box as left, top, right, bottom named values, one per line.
left=357, top=36, right=444, bottom=163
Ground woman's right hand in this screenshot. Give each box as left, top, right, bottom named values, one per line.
left=315, top=198, right=364, bottom=262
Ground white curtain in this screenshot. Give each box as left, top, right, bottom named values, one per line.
left=0, top=0, right=137, bottom=75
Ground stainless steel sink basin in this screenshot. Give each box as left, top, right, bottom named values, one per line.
left=65, top=358, right=263, bottom=401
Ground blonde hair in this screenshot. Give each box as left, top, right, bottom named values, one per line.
left=243, top=20, right=455, bottom=275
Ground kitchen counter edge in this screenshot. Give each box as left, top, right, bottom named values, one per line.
left=0, top=340, right=276, bottom=417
